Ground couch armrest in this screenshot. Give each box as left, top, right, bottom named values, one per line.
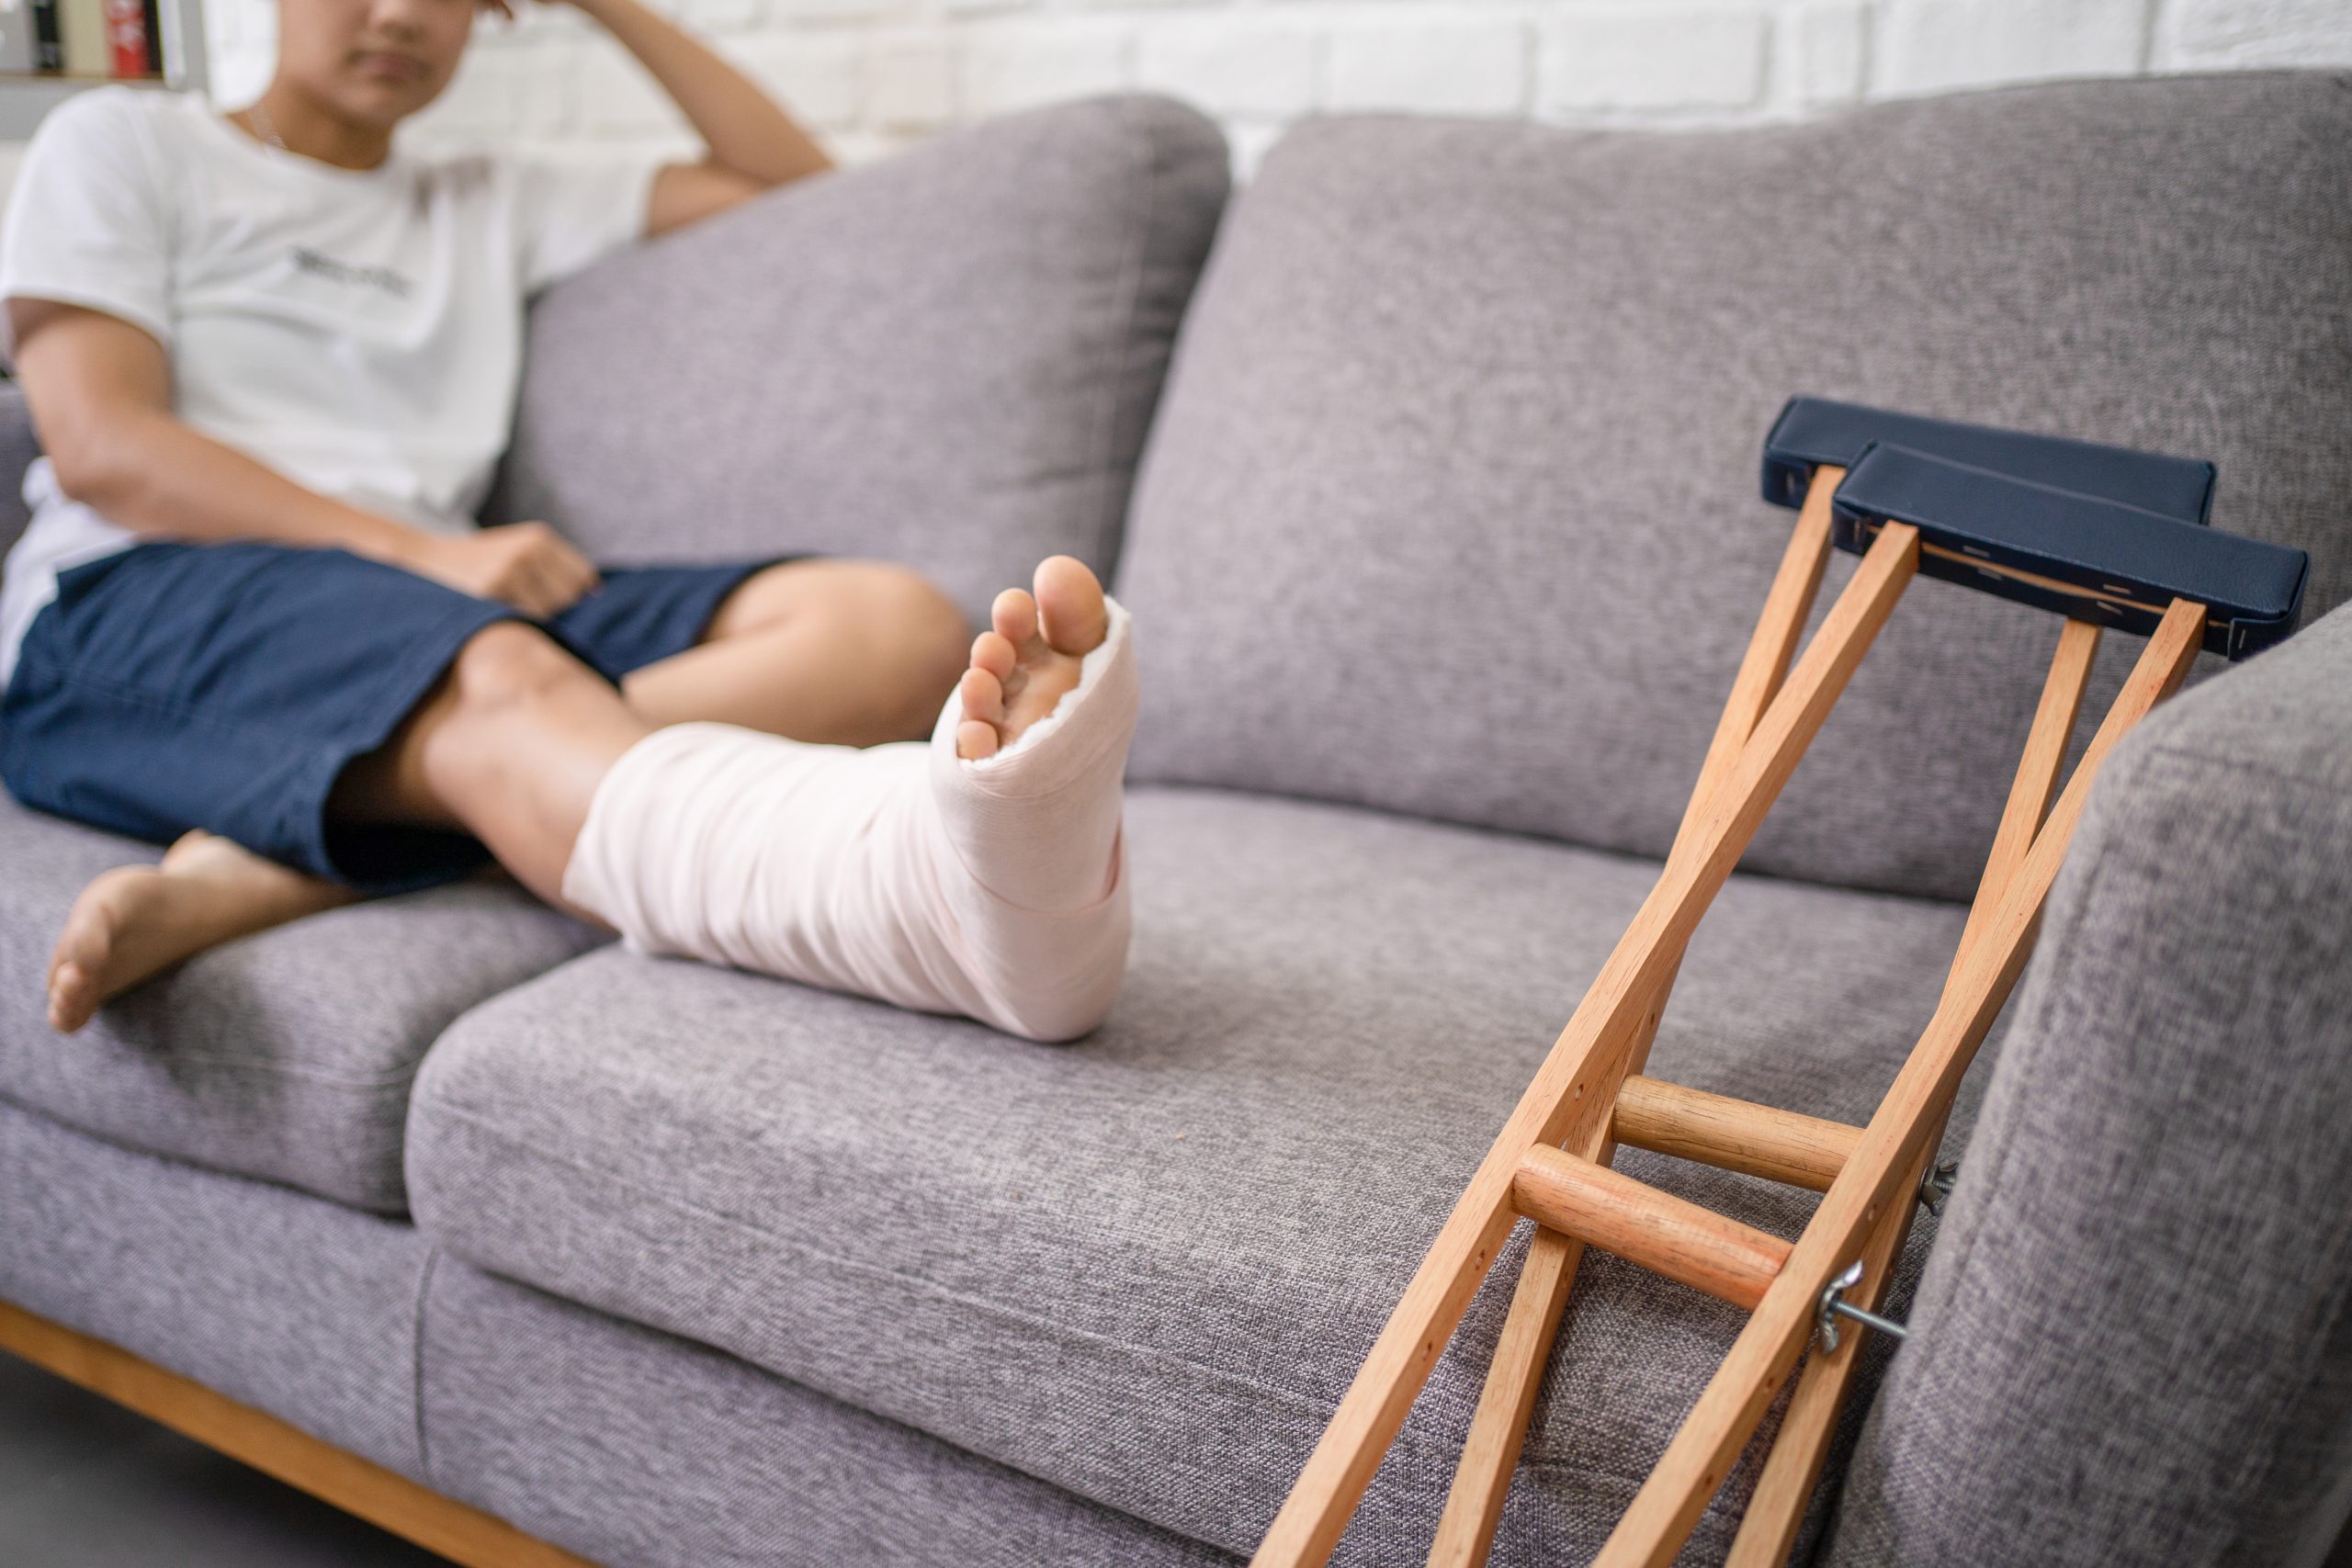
left=0, top=382, right=34, bottom=560
left=1827, top=601, right=2352, bottom=1568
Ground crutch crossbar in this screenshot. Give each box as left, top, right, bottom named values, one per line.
left=1610, top=1075, right=1861, bottom=1194
left=1256, top=403, right=2303, bottom=1568
left=1511, top=1147, right=1792, bottom=1311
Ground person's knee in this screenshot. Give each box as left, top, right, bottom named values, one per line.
left=804, top=561, right=967, bottom=693
left=874, top=569, right=972, bottom=733
left=864, top=563, right=969, bottom=676
left=448, top=622, right=595, bottom=716
left=723, top=559, right=963, bottom=647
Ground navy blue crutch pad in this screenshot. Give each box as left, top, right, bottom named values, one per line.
left=1829, top=445, right=2308, bottom=660
left=1761, top=396, right=2216, bottom=524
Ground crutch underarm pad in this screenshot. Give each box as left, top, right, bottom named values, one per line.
left=1832, top=445, right=2309, bottom=660
left=1762, top=396, right=2217, bottom=525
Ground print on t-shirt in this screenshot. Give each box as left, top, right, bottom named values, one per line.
left=290, top=246, right=415, bottom=299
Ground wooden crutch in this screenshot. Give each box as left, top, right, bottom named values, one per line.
left=1252, top=399, right=2311, bottom=1568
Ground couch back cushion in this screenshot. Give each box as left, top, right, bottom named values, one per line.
left=1114, top=72, right=2352, bottom=902
left=490, top=95, right=1229, bottom=625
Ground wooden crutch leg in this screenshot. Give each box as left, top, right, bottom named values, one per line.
left=1942, top=616, right=2109, bottom=990
left=1592, top=599, right=2205, bottom=1568
left=1427, top=468, right=1842, bottom=1568
left=1723, top=615, right=2103, bottom=1568
left=1720, top=1129, right=1938, bottom=1562
left=1250, top=517, right=1920, bottom=1568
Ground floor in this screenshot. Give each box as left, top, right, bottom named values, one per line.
left=0, top=1349, right=449, bottom=1567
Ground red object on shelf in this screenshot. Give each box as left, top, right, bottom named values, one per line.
left=103, top=0, right=147, bottom=76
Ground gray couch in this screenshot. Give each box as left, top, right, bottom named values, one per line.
left=3, top=72, right=2349, bottom=1568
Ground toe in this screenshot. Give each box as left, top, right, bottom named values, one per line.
left=990, top=588, right=1038, bottom=649
left=970, top=629, right=1017, bottom=682
left=1033, top=556, right=1107, bottom=656
left=48, top=898, right=111, bottom=1006
left=959, top=667, right=1006, bottom=725
left=956, top=718, right=1001, bottom=761
left=49, top=962, right=91, bottom=1034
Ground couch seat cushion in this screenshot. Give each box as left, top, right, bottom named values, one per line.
left=408, top=786, right=1990, bottom=1562
left=0, top=796, right=602, bottom=1213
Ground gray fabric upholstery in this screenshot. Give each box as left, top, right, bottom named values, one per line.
left=0, top=795, right=602, bottom=1212
left=1826, top=601, right=2352, bottom=1568
left=0, top=1094, right=432, bottom=1480
left=0, top=383, right=32, bottom=559
left=489, top=95, right=1229, bottom=625
left=1115, top=71, right=2352, bottom=903
left=408, top=785, right=1988, bottom=1563
left=0, top=1082, right=1233, bottom=1563
left=419, top=1258, right=1236, bottom=1568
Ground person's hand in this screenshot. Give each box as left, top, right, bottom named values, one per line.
left=397, top=523, right=600, bottom=619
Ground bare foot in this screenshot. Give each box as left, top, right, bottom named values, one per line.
left=46, top=830, right=358, bottom=1033
left=955, top=556, right=1111, bottom=761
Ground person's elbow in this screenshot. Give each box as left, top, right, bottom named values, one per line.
left=42, top=415, right=146, bottom=516
left=779, top=142, right=833, bottom=182
left=727, top=149, right=831, bottom=194
left=9, top=300, right=175, bottom=517
left=648, top=157, right=822, bottom=237
left=722, top=131, right=833, bottom=193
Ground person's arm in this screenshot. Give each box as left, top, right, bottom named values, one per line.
left=8, top=299, right=598, bottom=617
left=550, top=0, right=833, bottom=236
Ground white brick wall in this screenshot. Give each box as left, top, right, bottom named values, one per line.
left=129, top=0, right=2352, bottom=181
left=1328, top=18, right=1530, bottom=116
left=1540, top=9, right=1770, bottom=114
left=1873, top=0, right=2149, bottom=96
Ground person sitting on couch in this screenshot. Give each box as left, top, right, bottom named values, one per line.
left=0, top=0, right=1139, bottom=1043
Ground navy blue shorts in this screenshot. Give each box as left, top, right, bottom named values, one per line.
left=0, top=540, right=786, bottom=895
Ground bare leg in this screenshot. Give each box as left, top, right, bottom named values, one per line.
left=44, top=623, right=649, bottom=1034
left=330, top=563, right=967, bottom=883
left=45, top=831, right=361, bottom=1032
left=349, top=557, right=1108, bottom=925
left=41, top=562, right=979, bottom=1033
left=623, top=558, right=968, bottom=745
left=329, top=621, right=652, bottom=906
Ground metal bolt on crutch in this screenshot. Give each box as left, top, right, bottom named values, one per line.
left=1815, top=1261, right=1909, bottom=1355
left=1917, top=1157, right=1961, bottom=1215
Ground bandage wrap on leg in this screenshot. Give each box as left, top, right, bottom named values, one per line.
left=560, top=601, right=1136, bottom=1042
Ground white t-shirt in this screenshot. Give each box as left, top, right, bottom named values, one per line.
left=0, top=86, right=662, bottom=683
